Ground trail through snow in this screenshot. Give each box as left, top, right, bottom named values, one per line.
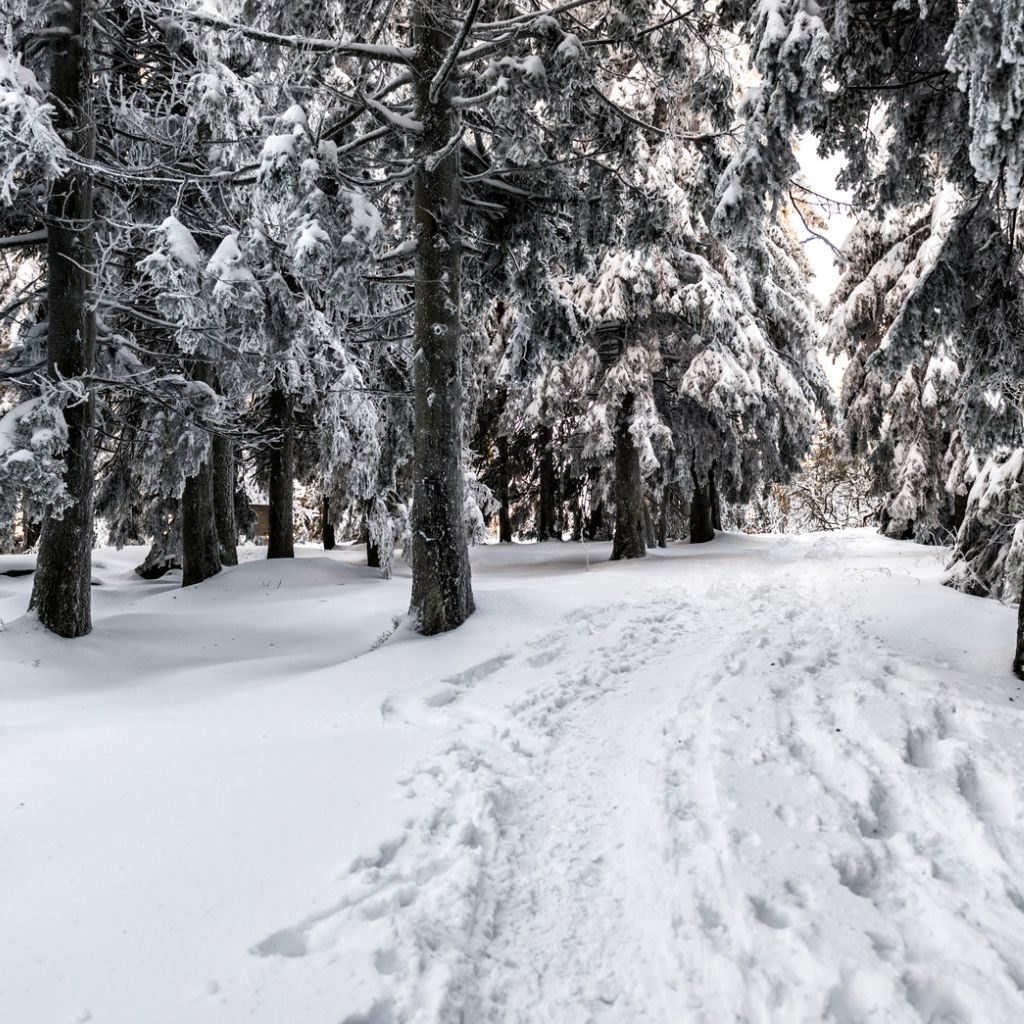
left=249, top=569, right=1024, bottom=1023
left=4, top=533, right=1024, bottom=1023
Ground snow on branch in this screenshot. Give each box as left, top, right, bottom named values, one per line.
left=359, top=94, right=423, bottom=135
left=157, top=10, right=415, bottom=64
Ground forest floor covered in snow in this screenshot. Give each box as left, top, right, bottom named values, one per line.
left=3, top=530, right=1024, bottom=1024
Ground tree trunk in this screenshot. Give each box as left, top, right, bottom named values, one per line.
left=586, top=466, right=606, bottom=542
left=181, top=449, right=221, bottom=587
left=365, top=502, right=381, bottom=567
left=710, top=469, right=723, bottom=531
left=135, top=503, right=180, bottom=579
left=611, top=394, right=647, bottom=561
left=322, top=497, right=336, bottom=551
left=367, top=534, right=381, bottom=568
left=690, top=464, right=715, bottom=544
left=212, top=433, right=238, bottom=566
left=29, top=0, right=96, bottom=638
left=267, top=382, right=294, bottom=559
left=136, top=548, right=179, bottom=580
left=181, top=359, right=221, bottom=587
left=538, top=424, right=558, bottom=540
left=408, top=6, right=474, bottom=634
left=1015, top=579, right=1024, bottom=680
left=657, top=483, right=670, bottom=548
left=22, top=514, right=40, bottom=552
left=954, top=491, right=968, bottom=533
left=497, top=434, right=512, bottom=543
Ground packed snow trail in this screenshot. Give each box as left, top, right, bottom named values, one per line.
left=5, top=534, right=1024, bottom=1023
left=249, top=567, right=1024, bottom=1023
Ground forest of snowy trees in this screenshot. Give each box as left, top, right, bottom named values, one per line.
left=0, top=0, right=1022, bottom=665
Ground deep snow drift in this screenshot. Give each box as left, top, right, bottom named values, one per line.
left=3, top=531, right=1024, bottom=1023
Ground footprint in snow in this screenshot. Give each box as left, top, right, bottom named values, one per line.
left=749, top=895, right=792, bottom=929
left=904, top=724, right=942, bottom=769
left=956, top=756, right=1018, bottom=827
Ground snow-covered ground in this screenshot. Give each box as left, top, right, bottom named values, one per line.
left=3, top=531, right=1024, bottom=1024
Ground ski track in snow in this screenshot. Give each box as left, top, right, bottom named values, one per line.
left=251, top=569, right=1024, bottom=1024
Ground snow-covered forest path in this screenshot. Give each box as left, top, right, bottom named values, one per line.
left=251, top=560, right=1024, bottom=1023
left=4, top=532, right=1024, bottom=1023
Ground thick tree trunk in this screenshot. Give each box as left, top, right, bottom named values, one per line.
left=408, top=6, right=474, bottom=634
left=322, top=497, right=336, bottom=551
left=181, top=451, right=221, bottom=587
left=954, top=492, right=968, bottom=533
left=690, top=464, right=715, bottom=544
left=30, top=0, right=96, bottom=637
left=1015, top=580, right=1024, bottom=680
left=267, top=382, right=295, bottom=559
left=710, top=469, right=723, bottom=531
left=497, top=435, right=512, bottom=543
left=657, top=483, right=670, bottom=548
left=611, top=394, right=647, bottom=561
left=570, top=498, right=584, bottom=542
left=181, top=359, right=221, bottom=587
left=212, top=433, right=238, bottom=566
left=538, top=425, right=558, bottom=540
left=585, top=466, right=606, bottom=541
left=365, top=502, right=381, bottom=567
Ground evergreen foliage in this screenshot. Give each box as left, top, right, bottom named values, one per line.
left=0, top=0, right=1022, bottom=670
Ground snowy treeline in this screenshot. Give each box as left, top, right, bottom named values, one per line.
left=1, top=0, right=1023, bottom=671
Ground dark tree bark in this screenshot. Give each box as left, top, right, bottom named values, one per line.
left=497, top=434, right=512, bottom=543
left=710, top=469, right=723, bottom=531
left=657, top=483, right=670, bottom=548
left=267, top=381, right=295, bottom=559
left=321, top=497, right=336, bottom=551
left=367, top=534, right=381, bottom=568
left=408, top=5, right=474, bottom=634
left=365, top=502, right=381, bottom=567
left=538, top=425, right=558, bottom=540
left=1015, top=583, right=1024, bottom=680
left=953, top=492, right=968, bottom=533
left=644, top=501, right=657, bottom=549
left=30, top=0, right=96, bottom=637
left=22, top=514, right=40, bottom=552
left=585, top=467, right=607, bottom=542
left=135, top=504, right=180, bottom=579
left=690, top=464, right=715, bottom=544
left=181, top=359, right=221, bottom=587
left=135, top=550, right=179, bottom=580
left=611, top=394, right=647, bottom=561
left=561, top=469, right=585, bottom=541
left=212, top=433, right=238, bottom=566
left=181, top=450, right=221, bottom=587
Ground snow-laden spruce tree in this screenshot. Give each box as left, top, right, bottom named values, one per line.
left=547, top=29, right=825, bottom=557
left=824, top=195, right=967, bottom=542
left=0, top=2, right=269, bottom=618
left=0, top=1, right=98, bottom=635
left=774, top=0, right=1024, bottom=672
left=180, top=0, right=671, bottom=632
left=459, top=0, right=826, bottom=560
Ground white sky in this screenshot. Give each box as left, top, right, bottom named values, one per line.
left=794, top=136, right=855, bottom=391
left=793, top=136, right=855, bottom=306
